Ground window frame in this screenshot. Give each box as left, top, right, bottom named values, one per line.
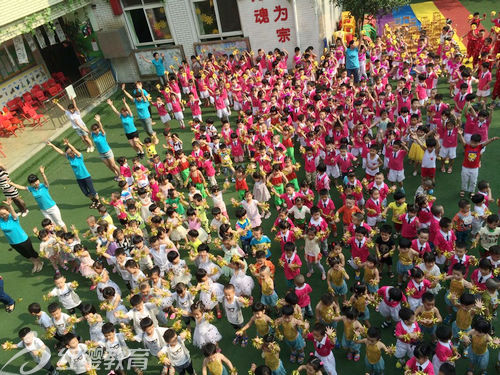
left=190, top=0, right=243, bottom=40
left=122, top=1, right=174, bottom=47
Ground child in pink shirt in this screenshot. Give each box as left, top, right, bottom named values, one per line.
left=294, top=274, right=313, bottom=317
left=186, top=93, right=202, bottom=121
left=399, top=205, right=420, bottom=240
left=169, top=93, right=185, bottom=128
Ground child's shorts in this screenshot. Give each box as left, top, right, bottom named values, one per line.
left=476, top=89, right=491, bottom=97
left=261, top=291, right=278, bottom=307
left=451, top=321, right=470, bottom=339
left=366, top=215, right=381, bottom=227
left=395, top=340, right=415, bottom=359
left=378, top=300, right=401, bottom=321
left=396, top=261, right=413, bottom=275
left=160, top=113, right=172, bottom=123
left=192, top=114, right=202, bottom=121
left=358, top=307, right=370, bottom=320
left=217, top=108, right=229, bottom=118
left=420, top=324, right=437, bottom=336
left=439, top=146, right=457, bottom=159
left=469, top=349, right=489, bottom=370
left=367, top=284, right=379, bottom=294
left=365, top=356, right=385, bottom=374
left=200, top=90, right=209, bottom=99
left=174, top=111, right=184, bottom=120
left=407, top=296, right=422, bottom=311
left=341, top=334, right=361, bottom=352
left=421, top=167, right=436, bottom=178
left=284, top=333, right=305, bottom=351
left=388, top=169, right=405, bottom=183
left=270, top=360, right=286, bottom=375
left=332, top=281, right=348, bottom=295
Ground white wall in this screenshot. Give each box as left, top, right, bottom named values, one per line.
left=237, top=0, right=298, bottom=57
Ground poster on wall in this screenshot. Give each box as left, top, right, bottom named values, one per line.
left=53, top=20, right=66, bottom=42
left=24, top=33, right=37, bottom=51
left=44, top=25, right=57, bottom=45
left=34, top=28, right=46, bottom=49
left=13, top=35, right=28, bottom=64
left=3, top=45, right=16, bottom=67
left=193, top=38, right=251, bottom=58
left=133, top=46, right=185, bottom=77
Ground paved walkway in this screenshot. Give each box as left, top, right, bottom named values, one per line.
left=1, top=89, right=116, bottom=172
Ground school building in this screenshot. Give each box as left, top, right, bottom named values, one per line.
left=0, top=0, right=342, bottom=108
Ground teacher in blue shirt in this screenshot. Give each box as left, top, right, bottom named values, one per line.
left=140, top=52, right=166, bottom=85
left=345, top=39, right=364, bottom=84
left=9, top=166, right=67, bottom=232
left=46, top=139, right=100, bottom=209
left=0, top=198, right=43, bottom=273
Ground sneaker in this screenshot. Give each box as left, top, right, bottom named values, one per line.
left=113, top=176, right=121, bottom=182
left=232, top=336, right=240, bottom=345
left=412, top=170, right=417, bottom=176
left=89, top=146, right=95, bottom=152
left=86, top=147, right=90, bottom=152
left=21, top=210, right=29, bottom=217
left=353, top=353, right=360, bottom=362
left=289, top=353, right=296, bottom=363
left=347, top=352, right=353, bottom=360
left=380, top=321, right=391, bottom=329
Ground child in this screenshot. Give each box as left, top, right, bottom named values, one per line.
left=431, top=325, right=457, bottom=375
left=275, top=304, right=309, bottom=364
left=399, top=204, right=420, bottom=240
left=57, top=333, right=93, bottom=375
left=375, top=224, right=396, bottom=278
left=458, top=131, right=499, bottom=197
left=294, top=274, right=313, bottom=318
left=296, top=355, right=324, bottom=375
left=237, top=302, right=273, bottom=338
left=192, top=302, right=222, bottom=349
left=9, top=327, right=55, bottom=375
left=195, top=268, right=224, bottom=318
left=222, top=284, right=248, bottom=346
left=396, top=238, right=420, bottom=287
left=280, top=242, right=302, bottom=288
left=201, top=343, right=235, bottom=375
left=365, top=188, right=383, bottom=227
left=100, top=322, right=136, bottom=375
left=461, top=318, right=494, bottom=375
left=158, top=329, right=194, bottom=375
left=235, top=207, right=253, bottom=255
left=383, top=190, right=407, bottom=234
left=452, top=199, right=473, bottom=243
left=257, top=265, right=278, bottom=310
left=333, top=307, right=363, bottom=362
left=303, top=227, right=326, bottom=279
left=256, top=333, right=287, bottom=375
left=378, top=286, right=406, bottom=328
left=395, top=308, right=422, bottom=367
left=349, top=282, right=371, bottom=327
left=309, top=207, right=330, bottom=254
left=387, top=140, right=408, bottom=188
left=451, top=293, right=476, bottom=339
left=404, top=344, right=435, bottom=374
left=28, top=302, right=53, bottom=332
left=305, top=323, right=338, bottom=375
left=406, top=267, right=433, bottom=311
left=289, top=197, right=310, bottom=229
left=327, top=257, right=349, bottom=304
left=46, top=274, right=82, bottom=314
left=475, top=214, right=500, bottom=257
left=123, top=294, right=158, bottom=336
left=355, top=327, right=391, bottom=375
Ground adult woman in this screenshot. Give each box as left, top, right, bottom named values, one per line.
left=0, top=276, right=15, bottom=312
left=46, top=139, right=100, bottom=209
left=9, top=166, right=67, bottom=231
left=106, top=97, right=144, bottom=157
left=345, top=40, right=363, bottom=84
left=0, top=198, right=43, bottom=272
left=122, top=82, right=154, bottom=136
left=80, top=114, right=121, bottom=180
left=0, top=164, right=29, bottom=217
left=52, top=98, right=94, bottom=152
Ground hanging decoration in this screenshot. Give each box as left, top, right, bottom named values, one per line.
left=44, top=24, right=57, bottom=45
left=13, top=35, right=28, bottom=64
left=24, top=33, right=37, bottom=51
left=53, top=19, right=66, bottom=42
left=3, top=45, right=16, bottom=66
left=34, top=28, right=46, bottom=48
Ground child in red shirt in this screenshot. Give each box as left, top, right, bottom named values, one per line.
left=399, top=204, right=420, bottom=240
left=294, top=274, right=313, bottom=317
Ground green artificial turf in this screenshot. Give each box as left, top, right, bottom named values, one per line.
left=0, top=61, right=499, bottom=375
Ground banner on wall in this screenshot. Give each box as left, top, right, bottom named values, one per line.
left=44, top=25, right=57, bottom=45
left=34, top=28, right=46, bottom=49
left=54, top=20, right=66, bottom=42
left=3, top=45, right=16, bottom=66
left=25, top=33, right=37, bottom=52
left=13, top=35, right=28, bottom=64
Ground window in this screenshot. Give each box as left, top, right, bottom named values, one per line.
left=192, top=0, right=242, bottom=39
left=0, top=42, right=36, bottom=83
left=122, top=0, right=173, bottom=46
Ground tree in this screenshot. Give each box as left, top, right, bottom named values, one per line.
left=333, top=0, right=410, bottom=37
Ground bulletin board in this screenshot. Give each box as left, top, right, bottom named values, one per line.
left=193, top=37, right=251, bottom=58
left=133, top=45, right=186, bottom=77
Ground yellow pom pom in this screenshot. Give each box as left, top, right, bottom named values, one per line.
left=492, top=11, right=496, bottom=16
left=468, top=15, right=473, bottom=20
left=471, top=24, right=477, bottom=30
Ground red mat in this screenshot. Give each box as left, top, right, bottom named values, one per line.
left=433, top=0, right=473, bottom=38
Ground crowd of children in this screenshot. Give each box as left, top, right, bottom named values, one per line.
left=2, top=10, right=500, bottom=375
